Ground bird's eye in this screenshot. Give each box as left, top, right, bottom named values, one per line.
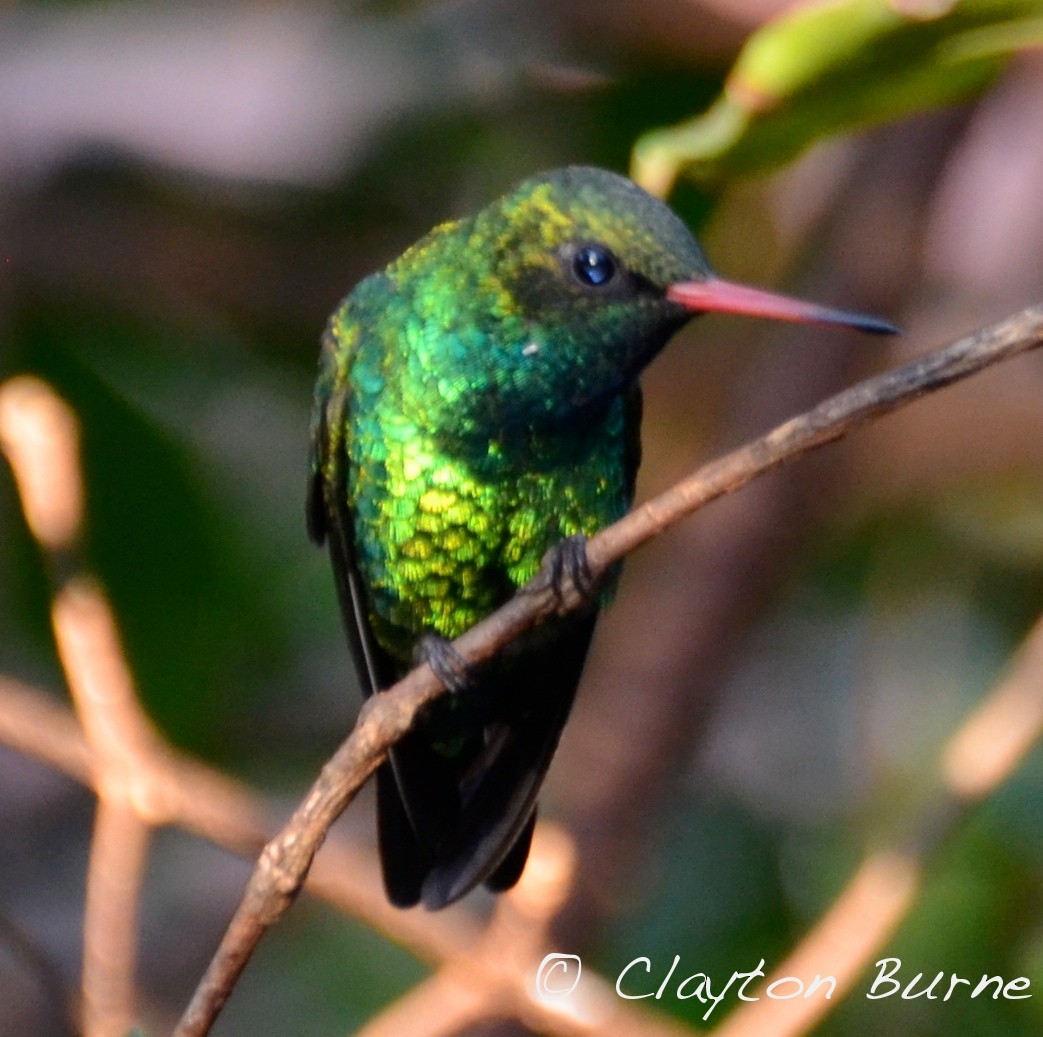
left=571, top=245, right=618, bottom=288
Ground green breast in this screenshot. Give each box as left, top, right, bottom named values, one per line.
left=336, top=300, right=632, bottom=663
left=351, top=403, right=629, bottom=662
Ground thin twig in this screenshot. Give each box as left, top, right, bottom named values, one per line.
left=0, top=677, right=93, bottom=783
left=352, top=824, right=577, bottom=1037
left=0, top=377, right=155, bottom=1037
left=80, top=801, right=150, bottom=1037
left=172, top=303, right=1043, bottom=1037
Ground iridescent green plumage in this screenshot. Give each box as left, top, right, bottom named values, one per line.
left=308, top=166, right=894, bottom=909
left=315, top=171, right=701, bottom=653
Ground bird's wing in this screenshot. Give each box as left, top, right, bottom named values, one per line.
left=308, top=322, right=393, bottom=700
left=308, top=318, right=463, bottom=906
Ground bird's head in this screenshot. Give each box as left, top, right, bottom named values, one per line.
left=388, top=166, right=895, bottom=434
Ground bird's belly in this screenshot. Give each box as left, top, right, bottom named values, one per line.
left=352, top=456, right=625, bottom=664
left=357, top=501, right=503, bottom=659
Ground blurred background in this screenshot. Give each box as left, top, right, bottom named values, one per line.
left=2, top=1, right=1043, bottom=1034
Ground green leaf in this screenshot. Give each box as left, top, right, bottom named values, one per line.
left=632, top=0, right=1043, bottom=195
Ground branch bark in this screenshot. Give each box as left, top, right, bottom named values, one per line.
left=172, top=302, right=1043, bottom=1037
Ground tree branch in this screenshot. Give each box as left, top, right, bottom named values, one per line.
left=0, top=678, right=699, bottom=1037
left=0, top=673, right=480, bottom=964
left=1, top=376, right=154, bottom=1037
left=172, top=302, right=1043, bottom=1036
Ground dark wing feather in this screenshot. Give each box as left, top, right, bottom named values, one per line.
left=420, top=611, right=597, bottom=908
left=484, top=811, right=537, bottom=892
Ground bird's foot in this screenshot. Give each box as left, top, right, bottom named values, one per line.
left=417, top=635, right=471, bottom=694
left=543, top=533, right=596, bottom=612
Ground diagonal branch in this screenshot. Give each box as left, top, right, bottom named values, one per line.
left=172, top=302, right=1043, bottom=1037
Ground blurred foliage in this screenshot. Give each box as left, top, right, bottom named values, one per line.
left=633, top=0, right=1043, bottom=194
left=2, top=0, right=1043, bottom=1035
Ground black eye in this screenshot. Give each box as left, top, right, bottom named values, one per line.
left=572, top=245, right=618, bottom=288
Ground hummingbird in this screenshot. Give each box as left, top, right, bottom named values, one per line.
left=308, top=166, right=895, bottom=910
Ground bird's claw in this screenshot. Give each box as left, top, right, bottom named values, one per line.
left=544, top=533, right=596, bottom=611
left=417, top=635, right=471, bottom=693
